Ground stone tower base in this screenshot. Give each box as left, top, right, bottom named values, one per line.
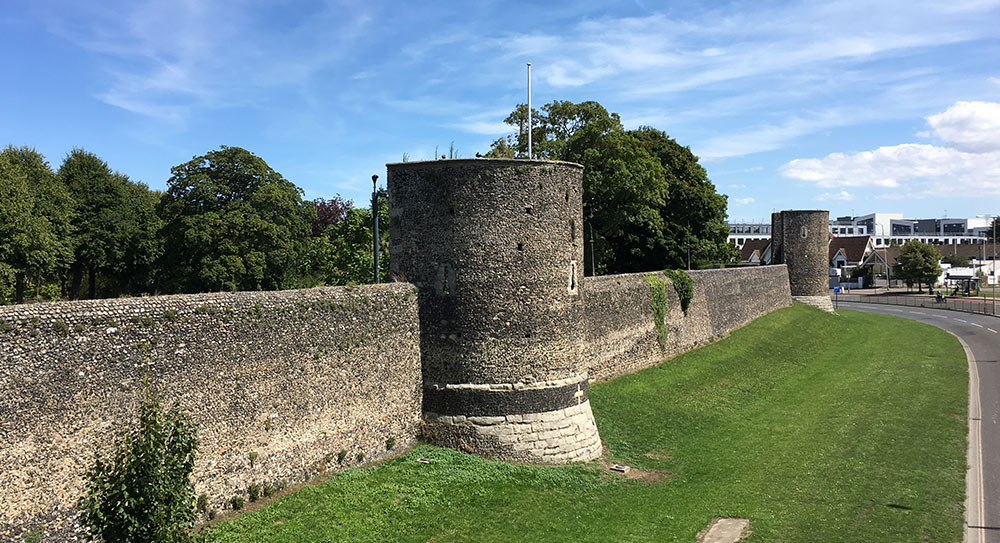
left=793, top=295, right=835, bottom=313
left=422, top=401, right=603, bottom=463
left=420, top=375, right=602, bottom=463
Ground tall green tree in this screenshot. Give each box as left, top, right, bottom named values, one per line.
left=630, top=127, right=735, bottom=268
left=113, top=176, right=163, bottom=295
left=488, top=100, right=734, bottom=273
left=894, top=240, right=942, bottom=293
left=0, top=146, right=75, bottom=303
left=157, top=146, right=317, bottom=293
left=58, top=149, right=126, bottom=299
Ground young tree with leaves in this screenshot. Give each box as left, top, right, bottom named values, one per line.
left=894, top=240, right=943, bottom=293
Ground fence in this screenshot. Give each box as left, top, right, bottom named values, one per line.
left=834, top=293, right=998, bottom=317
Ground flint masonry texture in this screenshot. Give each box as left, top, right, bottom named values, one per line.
left=0, top=284, right=422, bottom=542
left=387, top=159, right=602, bottom=462
left=770, top=210, right=834, bottom=312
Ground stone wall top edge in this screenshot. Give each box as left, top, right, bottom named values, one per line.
left=778, top=209, right=829, bottom=214
left=587, top=264, right=788, bottom=283
left=385, top=158, right=584, bottom=169
left=0, top=281, right=417, bottom=315
left=686, top=264, right=788, bottom=277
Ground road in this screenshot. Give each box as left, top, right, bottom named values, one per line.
left=839, top=302, right=1000, bottom=543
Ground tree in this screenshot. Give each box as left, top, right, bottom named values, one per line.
left=0, top=146, right=75, bottom=303
left=157, top=146, right=317, bottom=293
left=894, top=241, right=942, bottom=293
left=488, top=100, right=733, bottom=273
left=317, top=198, right=390, bottom=285
left=311, top=196, right=351, bottom=237
left=987, top=216, right=999, bottom=242
left=942, top=254, right=970, bottom=267
left=113, top=177, right=163, bottom=295
left=630, top=127, right=734, bottom=268
left=58, top=149, right=127, bottom=299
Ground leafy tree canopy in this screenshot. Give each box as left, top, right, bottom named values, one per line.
left=158, top=146, right=317, bottom=293
left=894, top=240, right=942, bottom=293
left=488, top=100, right=734, bottom=273
left=0, top=146, right=75, bottom=303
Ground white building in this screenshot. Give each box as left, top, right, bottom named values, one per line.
left=728, top=212, right=993, bottom=249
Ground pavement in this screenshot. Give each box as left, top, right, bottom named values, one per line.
left=838, top=302, right=1000, bottom=543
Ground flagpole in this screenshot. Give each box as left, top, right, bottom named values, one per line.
left=527, top=63, right=532, bottom=159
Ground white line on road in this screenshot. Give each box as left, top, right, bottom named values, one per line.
left=971, top=323, right=984, bottom=328
left=909, top=311, right=926, bottom=315
left=988, top=328, right=998, bottom=334
left=956, top=318, right=969, bottom=323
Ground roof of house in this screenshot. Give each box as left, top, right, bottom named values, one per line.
left=740, top=238, right=771, bottom=262
left=829, top=236, right=872, bottom=264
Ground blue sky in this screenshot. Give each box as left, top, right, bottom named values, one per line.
left=2, top=0, right=999, bottom=223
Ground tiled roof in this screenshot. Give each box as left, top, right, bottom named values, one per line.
left=740, top=238, right=770, bottom=261
left=829, top=236, right=871, bottom=264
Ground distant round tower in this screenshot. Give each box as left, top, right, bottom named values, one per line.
left=387, top=159, right=602, bottom=463
left=771, top=209, right=832, bottom=311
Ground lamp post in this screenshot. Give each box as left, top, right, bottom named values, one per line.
left=372, top=174, right=381, bottom=284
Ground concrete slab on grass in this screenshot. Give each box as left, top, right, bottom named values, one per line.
left=696, top=518, right=751, bottom=543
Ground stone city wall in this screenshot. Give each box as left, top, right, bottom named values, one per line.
left=0, top=284, right=422, bottom=542
left=584, top=265, right=793, bottom=381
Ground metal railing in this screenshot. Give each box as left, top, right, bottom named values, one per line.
left=833, top=293, right=998, bottom=317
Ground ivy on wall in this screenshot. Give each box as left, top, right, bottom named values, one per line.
left=643, top=274, right=668, bottom=352
left=664, top=269, right=693, bottom=315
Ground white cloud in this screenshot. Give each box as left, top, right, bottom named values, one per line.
left=926, top=101, right=1000, bottom=152
left=729, top=183, right=747, bottom=188
left=816, top=190, right=855, bottom=201
left=743, top=166, right=763, bottom=172
left=732, top=197, right=755, bottom=205
left=780, top=102, right=1000, bottom=198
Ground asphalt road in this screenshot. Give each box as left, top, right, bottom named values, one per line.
left=838, top=302, right=1000, bottom=543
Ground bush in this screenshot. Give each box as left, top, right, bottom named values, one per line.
left=78, top=381, right=198, bottom=542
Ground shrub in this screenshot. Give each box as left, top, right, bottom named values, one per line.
left=337, top=450, right=347, bottom=464
left=229, top=496, right=245, bottom=511
left=78, top=381, right=198, bottom=542
left=247, top=483, right=261, bottom=502
left=196, top=494, right=209, bottom=513
left=386, top=437, right=396, bottom=450
left=164, top=309, right=179, bottom=322
left=248, top=451, right=258, bottom=468
left=664, top=269, right=693, bottom=315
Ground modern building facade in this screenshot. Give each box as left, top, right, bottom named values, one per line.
left=729, top=212, right=992, bottom=249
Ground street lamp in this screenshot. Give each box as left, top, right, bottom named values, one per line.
left=372, top=174, right=384, bottom=284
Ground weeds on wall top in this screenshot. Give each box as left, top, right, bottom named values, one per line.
left=664, top=269, right=693, bottom=315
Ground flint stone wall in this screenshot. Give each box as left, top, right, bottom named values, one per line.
left=584, top=265, right=793, bottom=381
left=0, top=284, right=421, bottom=542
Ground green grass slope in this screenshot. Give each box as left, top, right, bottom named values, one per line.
left=206, top=304, right=967, bottom=542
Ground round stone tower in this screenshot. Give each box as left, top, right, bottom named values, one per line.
left=387, top=159, right=602, bottom=463
left=770, top=209, right=832, bottom=311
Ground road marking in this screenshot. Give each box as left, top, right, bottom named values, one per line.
left=988, top=328, right=998, bottom=334
left=971, top=323, right=983, bottom=328
left=955, top=318, right=968, bottom=323
left=950, top=331, right=986, bottom=543
left=908, top=311, right=925, bottom=315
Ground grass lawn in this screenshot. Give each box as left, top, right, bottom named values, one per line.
left=205, top=304, right=967, bottom=542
